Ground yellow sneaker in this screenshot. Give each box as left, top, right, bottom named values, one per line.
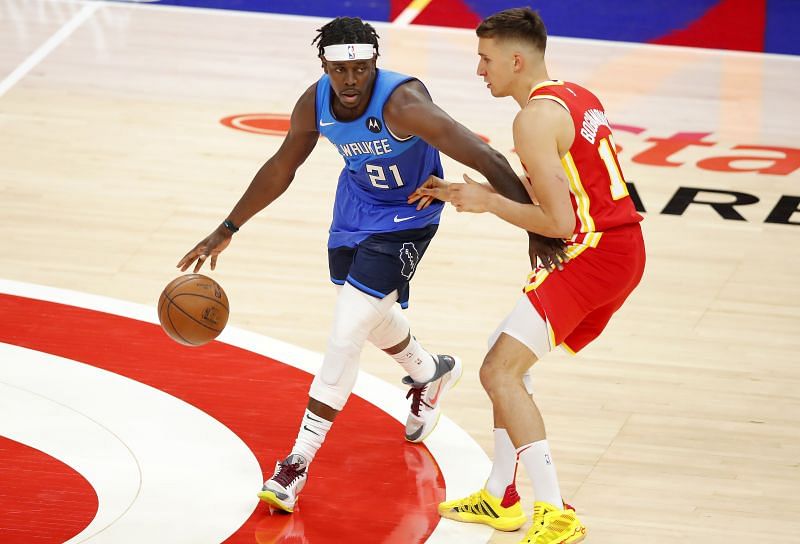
left=438, top=485, right=526, bottom=531
left=519, top=501, right=587, bottom=544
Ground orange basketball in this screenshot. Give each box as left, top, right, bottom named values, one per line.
left=158, top=274, right=230, bottom=346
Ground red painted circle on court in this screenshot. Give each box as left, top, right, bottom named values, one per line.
left=221, top=113, right=291, bottom=136
left=0, top=294, right=444, bottom=543
left=0, top=436, right=98, bottom=544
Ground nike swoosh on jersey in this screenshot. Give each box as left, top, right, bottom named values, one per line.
left=319, top=120, right=335, bottom=126
left=393, top=215, right=416, bottom=223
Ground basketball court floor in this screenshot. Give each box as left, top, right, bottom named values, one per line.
left=1, top=1, right=799, bottom=543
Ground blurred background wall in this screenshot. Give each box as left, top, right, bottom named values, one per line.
left=144, top=0, right=799, bottom=55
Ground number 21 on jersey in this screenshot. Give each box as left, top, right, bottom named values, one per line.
left=367, top=164, right=405, bottom=189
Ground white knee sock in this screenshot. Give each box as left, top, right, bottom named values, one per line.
left=485, top=428, right=519, bottom=498
left=291, top=409, right=333, bottom=464
left=517, top=440, right=563, bottom=507
left=368, top=302, right=408, bottom=348
left=392, top=335, right=437, bottom=383
left=367, top=302, right=436, bottom=384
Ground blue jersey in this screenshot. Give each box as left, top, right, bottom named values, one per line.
left=316, top=69, right=444, bottom=248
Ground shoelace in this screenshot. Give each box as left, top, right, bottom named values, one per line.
left=406, top=384, right=431, bottom=417
left=450, top=490, right=483, bottom=512
left=524, top=503, right=549, bottom=540
left=532, top=503, right=546, bottom=527
left=274, top=461, right=305, bottom=487
left=530, top=504, right=572, bottom=540
left=465, top=491, right=485, bottom=510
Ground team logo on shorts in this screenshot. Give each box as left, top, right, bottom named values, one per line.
left=366, top=117, right=382, bottom=133
left=399, top=242, right=419, bottom=279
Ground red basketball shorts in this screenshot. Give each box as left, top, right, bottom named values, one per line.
left=524, top=222, right=646, bottom=354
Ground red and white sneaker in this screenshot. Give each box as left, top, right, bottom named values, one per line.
left=257, top=454, right=308, bottom=513
left=403, top=354, right=463, bottom=443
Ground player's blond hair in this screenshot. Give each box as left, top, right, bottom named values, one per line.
left=476, top=7, right=547, bottom=52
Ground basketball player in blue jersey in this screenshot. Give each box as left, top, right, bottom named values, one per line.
left=177, top=16, right=565, bottom=512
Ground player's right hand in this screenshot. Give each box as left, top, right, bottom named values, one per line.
left=177, top=226, right=233, bottom=273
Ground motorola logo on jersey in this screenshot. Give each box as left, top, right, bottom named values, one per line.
left=367, top=117, right=382, bottom=133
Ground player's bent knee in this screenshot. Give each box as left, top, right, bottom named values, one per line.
left=313, top=337, right=361, bottom=411
left=478, top=358, right=507, bottom=395
left=479, top=350, right=533, bottom=396
left=478, top=363, right=494, bottom=394
left=313, top=283, right=401, bottom=412
left=332, top=283, right=397, bottom=344
left=309, top=377, right=350, bottom=411
left=320, top=339, right=357, bottom=384
left=311, top=359, right=358, bottom=411
left=368, top=305, right=409, bottom=350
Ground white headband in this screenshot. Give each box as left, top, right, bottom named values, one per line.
left=323, top=43, right=376, bottom=61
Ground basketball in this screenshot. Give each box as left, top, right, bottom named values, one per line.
left=158, top=274, right=230, bottom=346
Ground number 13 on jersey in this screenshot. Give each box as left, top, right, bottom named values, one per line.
left=598, top=135, right=629, bottom=200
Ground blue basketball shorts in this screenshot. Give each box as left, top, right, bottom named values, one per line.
left=328, top=224, right=438, bottom=309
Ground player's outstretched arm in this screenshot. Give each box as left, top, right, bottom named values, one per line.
left=414, top=101, right=575, bottom=238
left=393, top=83, right=568, bottom=268
left=390, top=81, right=568, bottom=270
left=384, top=81, right=529, bottom=205
left=177, top=85, right=320, bottom=273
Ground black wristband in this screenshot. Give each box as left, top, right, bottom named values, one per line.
left=222, top=219, right=239, bottom=233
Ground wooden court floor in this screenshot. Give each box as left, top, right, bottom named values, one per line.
left=1, top=1, right=799, bottom=543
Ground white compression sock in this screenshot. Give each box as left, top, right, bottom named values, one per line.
left=392, top=335, right=437, bottom=383
left=291, top=409, right=333, bottom=464
left=310, top=284, right=397, bottom=410
left=517, top=440, right=563, bottom=507
left=366, top=301, right=437, bottom=384
left=485, top=428, right=519, bottom=498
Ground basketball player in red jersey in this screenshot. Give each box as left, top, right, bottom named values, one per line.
left=412, top=7, right=645, bottom=544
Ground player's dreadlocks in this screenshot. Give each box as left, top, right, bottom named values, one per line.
left=312, top=17, right=380, bottom=58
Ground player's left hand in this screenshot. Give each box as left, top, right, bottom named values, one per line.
left=448, top=174, right=494, bottom=213
left=408, top=175, right=451, bottom=210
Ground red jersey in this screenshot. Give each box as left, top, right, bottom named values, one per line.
left=528, top=80, right=642, bottom=244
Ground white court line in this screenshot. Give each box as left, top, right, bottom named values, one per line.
left=0, top=344, right=262, bottom=544
left=393, top=0, right=433, bottom=26
left=0, top=2, right=101, bottom=99
left=0, top=278, right=492, bottom=543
